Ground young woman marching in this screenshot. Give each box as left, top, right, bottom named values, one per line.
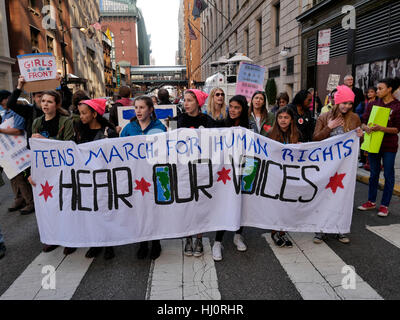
left=204, top=87, right=227, bottom=120
left=248, top=91, right=275, bottom=135
left=177, top=89, right=216, bottom=257
left=120, top=96, right=167, bottom=260
left=212, top=95, right=249, bottom=261
left=288, top=90, right=315, bottom=142
left=313, top=85, right=363, bottom=244
left=75, top=99, right=118, bottom=260
left=265, top=106, right=301, bottom=247
left=28, top=90, right=76, bottom=255
left=358, top=78, right=400, bottom=217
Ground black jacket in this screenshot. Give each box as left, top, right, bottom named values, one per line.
left=288, top=103, right=316, bottom=142
left=352, top=87, right=365, bottom=113
left=176, top=112, right=217, bottom=129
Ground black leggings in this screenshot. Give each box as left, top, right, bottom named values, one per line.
left=215, top=227, right=243, bottom=242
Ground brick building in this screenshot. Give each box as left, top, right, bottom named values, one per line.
left=200, top=0, right=302, bottom=102
left=5, top=0, right=74, bottom=85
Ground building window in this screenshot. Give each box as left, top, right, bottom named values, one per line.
left=46, top=36, right=54, bottom=54
left=273, top=2, right=280, bottom=47
left=220, top=0, right=223, bottom=32
left=43, top=0, right=51, bottom=6
left=244, top=27, right=249, bottom=56
left=256, top=18, right=262, bottom=55
left=227, top=0, right=230, bottom=20
left=268, top=66, right=280, bottom=78
left=30, top=27, right=40, bottom=53
left=236, top=0, right=240, bottom=12
left=287, top=57, right=294, bottom=75
left=29, top=0, right=37, bottom=9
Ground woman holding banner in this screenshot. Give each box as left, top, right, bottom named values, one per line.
left=75, top=99, right=118, bottom=260
left=249, top=91, right=275, bottom=135
left=28, top=90, right=75, bottom=255
left=177, top=89, right=216, bottom=258
left=313, top=85, right=363, bottom=244
left=358, top=78, right=400, bottom=217
left=204, top=88, right=227, bottom=120
left=212, top=95, right=249, bottom=261
left=120, top=96, right=166, bottom=260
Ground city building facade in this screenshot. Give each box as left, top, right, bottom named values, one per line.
left=0, top=0, right=15, bottom=91
left=5, top=0, right=74, bottom=86
left=200, top=0, right=303, bottom=101
left=297, top=0, right=400, bottom=101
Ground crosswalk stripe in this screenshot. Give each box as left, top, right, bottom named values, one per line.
left=0, top=247, right=93, bottom=300
left=146, top=237, right=221, bottom=300
left=366, top=224, right=400, bottom=249
left=263, top=232, right=383, bottom=300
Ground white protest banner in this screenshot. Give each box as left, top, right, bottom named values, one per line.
left=327, top=74, right=341, bottom=91
left=0, top=118, right=31, bottom=179
left=17, top=52, right=59, bottom=92
left=30, top=128, right=359, bottom=247
left=235, top=62, right=266, bottom=101
left=117, top=105, right=178, bottom=129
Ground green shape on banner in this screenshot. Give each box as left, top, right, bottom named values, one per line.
left=361, top=105, right=391, bottom=153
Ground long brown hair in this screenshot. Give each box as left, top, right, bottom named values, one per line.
left=42, top=90, right=69, bottom=116
left=207, top=87, right=227, bottom=119
left=249, top=91, right=269, bottom=123
left=329, top=103, right=353, bottom=132
left=268, top=107, right=300, bottom=144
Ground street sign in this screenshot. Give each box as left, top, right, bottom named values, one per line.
left=317, top=29, right=331, bottom=65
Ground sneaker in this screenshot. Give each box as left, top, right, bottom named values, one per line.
left=104, top=247, right=115, bottom=260
left=184, top=237, right=193, bottom=256
left=42, top=244, right=59, bottom=252
left=280, top=233, right=293, bottom=248
left=271, top=232, right=285, bottom=247
left=0, top=243, right=6, bottom=260
left=20, top=205, right=35, bottom=215
left=150, top=241, right=161, bottom=260
left=313, top=233, right=324, bottom=244
left=335, top=233, right=350, bottom=244
left=212, top=241, right=223, bottom=261
left=85, top=247, right=102, bottom=258
left=63, top=247, right=77, bottom=255
left=377, top=205, right=389, bottom=217
left=137, top=242, right=149, bottom=259
left=193, top=238, right=204, bottom=257
left=233, top=234, right=247, bottom=251
left=357, top=201, right=376, bottom=211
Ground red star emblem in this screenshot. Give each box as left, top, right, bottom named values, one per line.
left=326, top=172, right=346, bottom=194
left=135, top=178, right=151, bottom=196
left=39, top=181, right=54, bottom=202
left=217, top=167, right=231, bottom=184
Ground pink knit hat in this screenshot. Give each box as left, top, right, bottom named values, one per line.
left=334, top=85, right=355, bottom=105
left=186, top=89, right=208, bottom=107
left=81, top=99, right=107, bottom=116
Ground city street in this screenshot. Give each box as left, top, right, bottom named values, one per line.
left=1, top=177, right=399, bottom=300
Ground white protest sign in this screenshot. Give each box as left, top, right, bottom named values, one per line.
left=235, top=62, right=266, bottom=101
left=327, top=74, right=341, bottom=91
left=30, top=128, right=359, bottom=247
left=18, top=53, right=57, bottom=82
left=0, top=118, right=31, bottom=179
left=117, top=105, right=177, bottom=129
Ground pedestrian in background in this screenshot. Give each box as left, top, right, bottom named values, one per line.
left=321, top=88, right=337, bottom=114
left=271, top=92, right=290, bottom=114
left=151, top=95, right=158, bottom=106
left=75, top=98, right=118, bottom=260
left=0, top=90, right=34, bottom=215
left=358, top=78, right=400, bottom=217
left=288, top=90, right=315, bottom=142
left=29, top=90, right=75, bottom=255
left=249, top=91, right=275, bottom=135
left=343, top=74, right=365, bottom=113
left=313, top=85, right=363, bottom=244
left=212, top=95, right=249, bottom=261
left=204, top=87, right=227, bottom=120
left=109, top=86, right=133, bottom=134
left=120, top=96, right=166, bottom=260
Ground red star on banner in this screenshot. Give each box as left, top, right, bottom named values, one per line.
left=39, top=181, right=54, bottom=202
left=217, top=167, right=231, bottom=184
left=135, top=178, right=151, bottom=196
left=326, top=172, right=346, bottom=194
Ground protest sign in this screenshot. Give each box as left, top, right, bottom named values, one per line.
left=0, top=118, right=31, bottom=179
left=327, top=74, right=340, bottom=91
left=117, top=105, right=178, bottom=129
left=30, top=128, right=359, bottom=247
left=235, top=62, right=266, bottom=101
left=17, top=53, right=60, bottom=92
left=361, top=106, right=391, bottom=153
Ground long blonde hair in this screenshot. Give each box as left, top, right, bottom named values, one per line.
left=207, top=87, right=227, bottom=119
left=330, top=103, right=354, bottom=132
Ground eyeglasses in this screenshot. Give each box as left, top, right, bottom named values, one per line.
left=215, top=92, right=225, bottom=97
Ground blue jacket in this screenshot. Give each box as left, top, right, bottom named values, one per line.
left=120, top=119, right=166, bottom=137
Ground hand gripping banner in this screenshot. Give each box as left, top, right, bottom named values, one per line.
left=30, top=128, right=359, bottom=247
